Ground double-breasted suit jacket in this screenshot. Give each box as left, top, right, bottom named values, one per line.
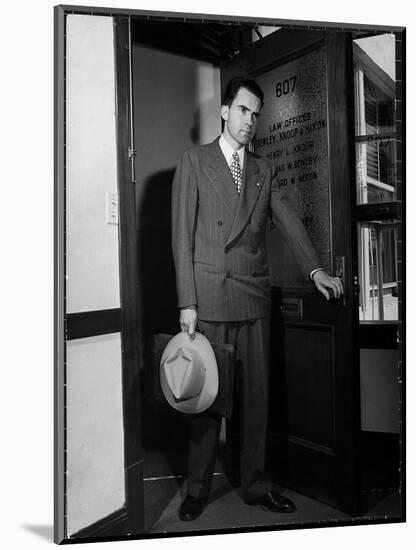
left=172, top=136, right=321, bottom=322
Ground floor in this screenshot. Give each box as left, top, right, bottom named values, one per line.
left=142, top=447, right=402, bottom=535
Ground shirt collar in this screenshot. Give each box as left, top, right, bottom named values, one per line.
left=219, top=134, right=245, bottom=169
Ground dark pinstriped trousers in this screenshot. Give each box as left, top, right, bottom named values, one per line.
left=186, top=316, right=273, bottom=502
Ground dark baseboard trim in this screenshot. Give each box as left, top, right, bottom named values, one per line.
left=66, top=308, right=122, bottom=340
left=69, top=506, right=129, bottom=541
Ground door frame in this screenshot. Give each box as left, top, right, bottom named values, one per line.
left=113, top=15, right=145, bottom=534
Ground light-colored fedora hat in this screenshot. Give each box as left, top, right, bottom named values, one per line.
left=160, top=332, right=219, bottom=414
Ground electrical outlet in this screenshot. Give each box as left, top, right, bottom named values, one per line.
left=106, top=192, right=119, bottom=225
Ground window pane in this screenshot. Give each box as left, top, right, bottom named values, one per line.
left=358, top=221, right=398, bottom=321
left=355, top=137, right=396, bottom=203
left=363, top=75, right=395, bottom=134
left=353, top=34, right=397, bottom=204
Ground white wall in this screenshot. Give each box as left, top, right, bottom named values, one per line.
left=196, top=64, right=222, bottom=145
left=66, top=334, right=125, bottom=535
left=65, top=14, right=125, bottom=536
left=66, top=14, right=120, bottom=313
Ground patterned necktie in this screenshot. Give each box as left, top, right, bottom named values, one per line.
left=230, top=151, right=242, bottom=194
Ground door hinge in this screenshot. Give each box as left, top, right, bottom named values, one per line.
left=128, top=148, right=136, bottom=184
left=353, top=274, right=360, bottom=296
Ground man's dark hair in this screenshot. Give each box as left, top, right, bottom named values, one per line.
left=222, top=77, right=264, bottom=109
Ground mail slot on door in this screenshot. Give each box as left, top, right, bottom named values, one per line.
left=280, top=297, right=303, bottom=319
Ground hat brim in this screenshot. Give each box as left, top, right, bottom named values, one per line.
left=160, top=332, right=219, bottom=414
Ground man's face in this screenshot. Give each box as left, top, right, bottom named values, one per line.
left=221, top=87, right=262, bottom=150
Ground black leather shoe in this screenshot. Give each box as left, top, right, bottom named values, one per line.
left=249, top=491, right=297, bottom=513
left=179, top=495, right=207, bottom=521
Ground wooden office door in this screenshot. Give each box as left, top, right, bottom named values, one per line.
left=221, top=29, right=360, bottom=514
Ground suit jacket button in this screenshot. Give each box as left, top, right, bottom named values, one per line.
left=225, top=271, right=231, bottom=278
left=225, top=246, right=230, bottom=253
left=218, top=220, right=223, bottom=226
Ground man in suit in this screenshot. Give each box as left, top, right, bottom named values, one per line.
left=171, top=76, right=343, bottom=521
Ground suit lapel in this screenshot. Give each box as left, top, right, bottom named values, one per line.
left=202, top=138, right=265, bottom=245
left=203, top=138, right=239, bottom=216
left=226, top=152, right=265, bottom=246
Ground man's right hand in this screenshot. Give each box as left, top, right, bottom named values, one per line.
left=180, top=308, right=198, bottom=340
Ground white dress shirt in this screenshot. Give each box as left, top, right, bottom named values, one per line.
left=219, top=134, right=245, bottom=171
